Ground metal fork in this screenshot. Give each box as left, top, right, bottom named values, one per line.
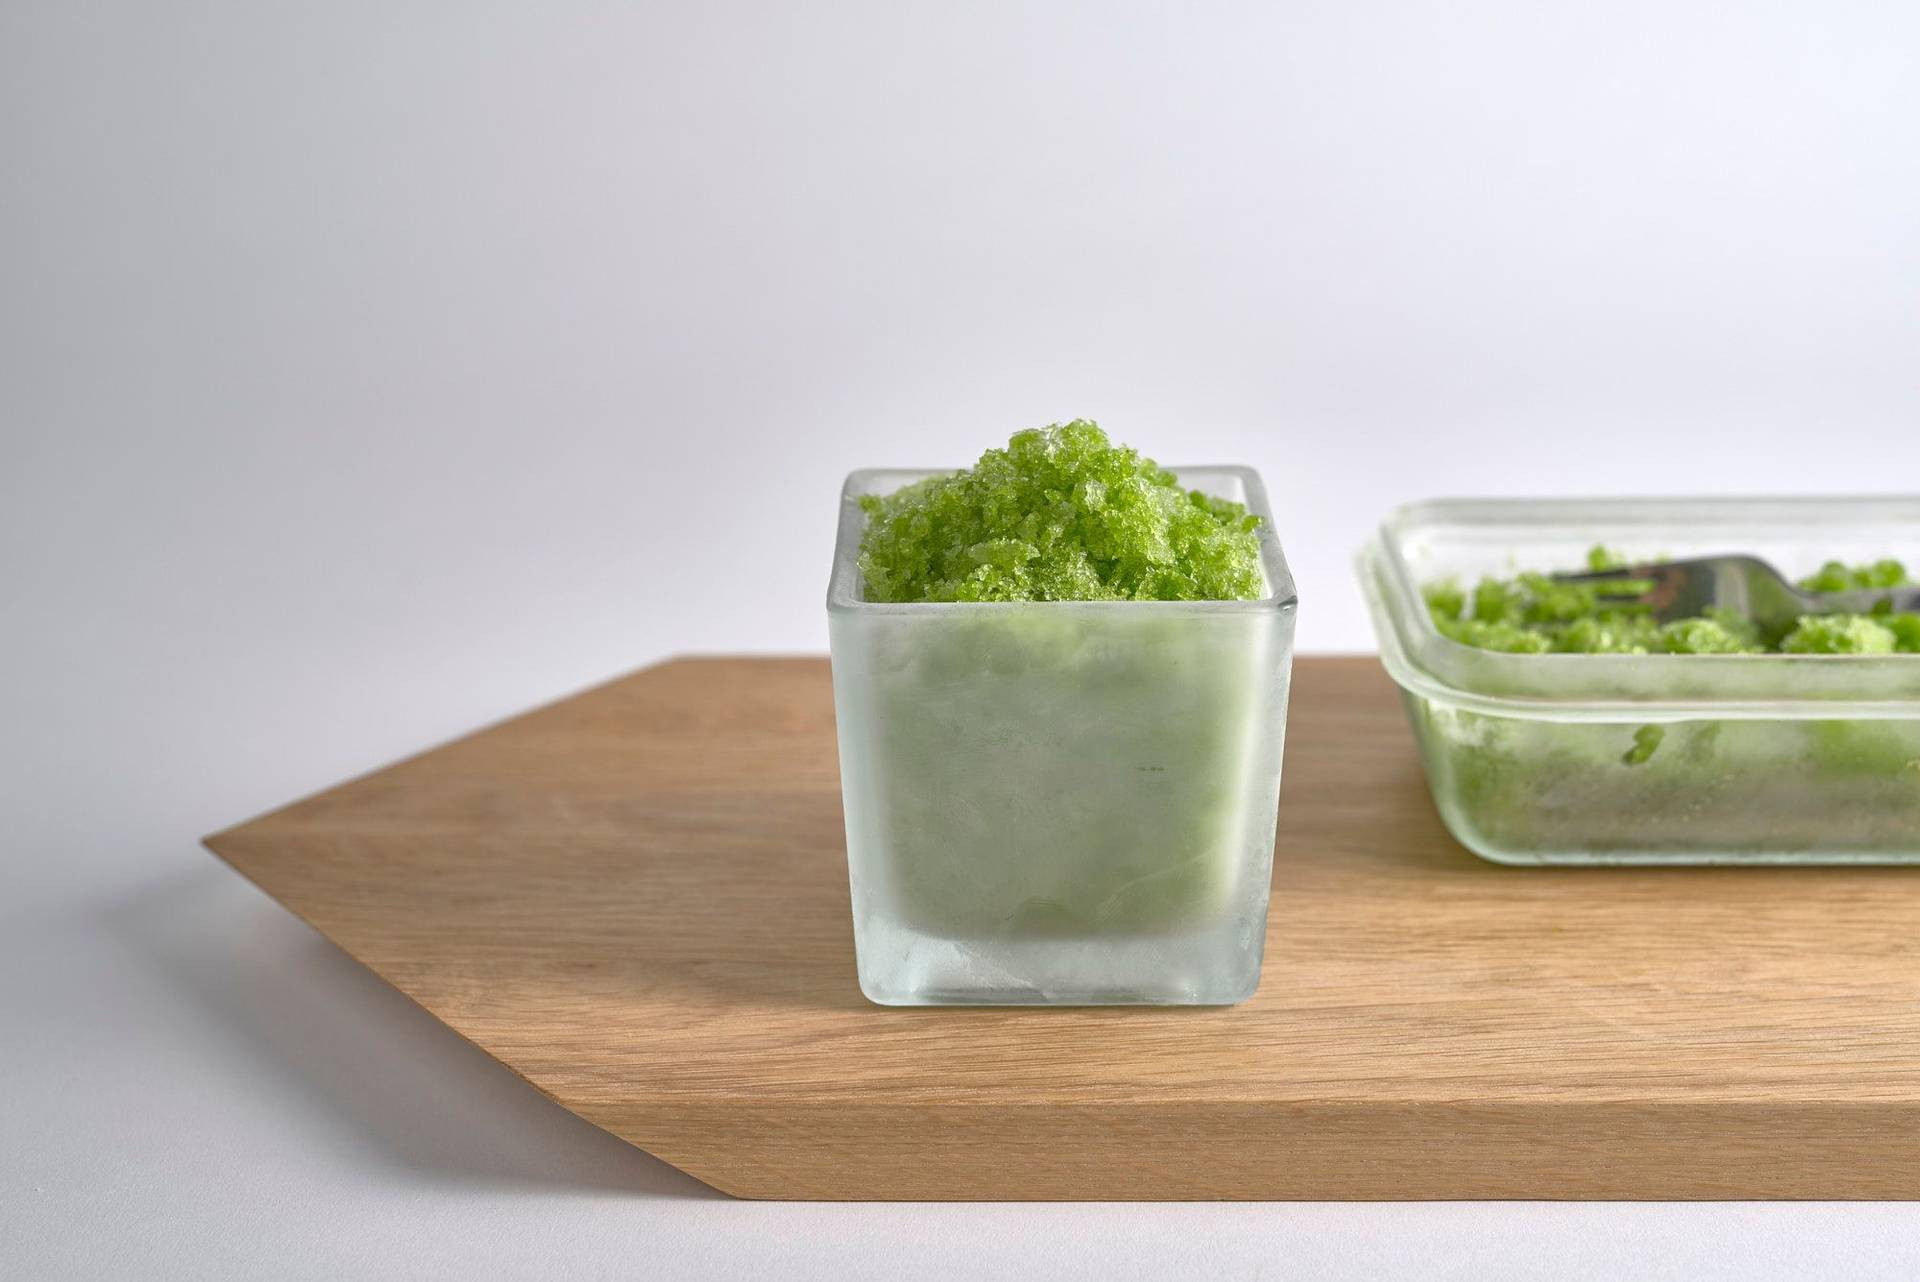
left=1554, top=555, right=1920, bottom=631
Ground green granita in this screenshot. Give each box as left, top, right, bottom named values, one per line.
left=1885, top=615, right=1920, bottom=651
left=1655, top=612, right=1765, bottom=655
left=836, top=422, right=1287, bottom=946
left=1779, top=561, right=1917, bottom=653
left=1779, top=614, right=1900, bottom=655
left=1425, top=551, right=1918, bottom=655
left=1406, top=550, right=1920, bottom=866
left=856, top=420, right=1263, bottom=603
left=1799, top=558, right=1911, bottom=593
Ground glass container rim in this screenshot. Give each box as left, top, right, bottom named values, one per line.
left=1362, top=494, right=1920, bottom=719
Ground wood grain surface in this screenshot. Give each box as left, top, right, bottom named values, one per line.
left=205, top=657, right=1920, bottom=1200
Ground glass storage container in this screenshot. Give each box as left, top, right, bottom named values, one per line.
left=1360, top=497, right=1920, bottom=866
left=829, top=467, right=1297, bottom=1005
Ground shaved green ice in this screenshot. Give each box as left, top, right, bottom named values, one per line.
left=1799, top=559, right=1912, bottom=593
left=1780, top=614, right=1900, bottom=655
left=1425, top=552, right=1918, bottom=656
left=831, top=429, right=1292, bottom=987
left=1403, top=550, right=1920, bottom=865
left=857, top=420, right=1263, bottom=603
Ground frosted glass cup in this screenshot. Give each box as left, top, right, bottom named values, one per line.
left=827, top=468, right=1297, bottom=1006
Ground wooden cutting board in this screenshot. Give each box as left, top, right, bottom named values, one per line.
left=205, top=656, right=1920, bottom=1200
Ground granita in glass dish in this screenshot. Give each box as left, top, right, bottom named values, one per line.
left=1362, top=497, right=1920, bottom=866
left=828, top=422, right=1297, bottom=1005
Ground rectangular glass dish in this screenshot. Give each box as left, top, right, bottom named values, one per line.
left=829, top=467, right=1297, bottom=1005
left=1360, top=496, right=1920, bottom=866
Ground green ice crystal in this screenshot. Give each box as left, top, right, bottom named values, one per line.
left=1427, top=552, right=1915, bottom=656
left=1798, top=559, right=1912, bottom=593
left=1780, top=614, right=1900, bottom=655
left=857, top=420, right=1263, bottom=604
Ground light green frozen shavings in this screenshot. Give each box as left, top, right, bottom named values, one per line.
left=1656, top=610, right=1766, bottom=655
left=1429, top=550, right=1917, bottom=656
left=1884, top=614, right=1920, bottom=653
left=1621, top=724, right=1665, bottom=766
left=1779, top=615, right=1900, bottom=655
left=856, top=420, right=1264, bottom=603
left=1799, top=558, right=1912, bottom=593
left=1586, top=545, right=1631, bottom=572
left=1556, top=614, right=1660, bottom=654
left=1434, top=617, right=1554, bottom=653
left=1425, top=556, right=1660, bottom=653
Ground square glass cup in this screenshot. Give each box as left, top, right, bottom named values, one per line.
left=828, top=467, right=1297, bottom=1006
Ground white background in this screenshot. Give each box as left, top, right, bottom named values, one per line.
left=7, top=1, right=1920, bottom=1277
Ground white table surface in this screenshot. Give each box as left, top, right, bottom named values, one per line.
left=8, top=1, right=1920, bottom=1276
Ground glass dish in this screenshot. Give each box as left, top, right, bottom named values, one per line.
left=1360, top=496, right=1920, bottom=866
left=828, top=467, right=1297, bottom=1005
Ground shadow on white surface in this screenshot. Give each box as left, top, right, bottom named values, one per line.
left=103, top=862, right=722, bottom=1200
